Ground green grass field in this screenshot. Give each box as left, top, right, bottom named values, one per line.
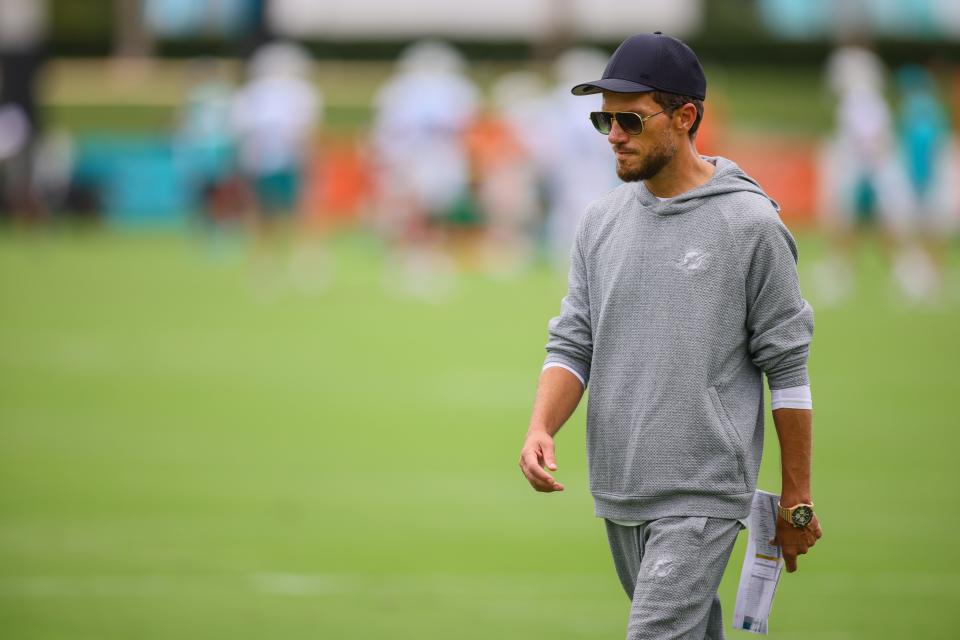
left=1, top=229, right=958, bottom=638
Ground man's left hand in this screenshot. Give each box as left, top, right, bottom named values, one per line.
left=770, top=515, right=822, bottom=573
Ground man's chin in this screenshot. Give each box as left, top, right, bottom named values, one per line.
left=616, top=149, right=673, bottom=182
left=616, top=162, right=647, bottom=183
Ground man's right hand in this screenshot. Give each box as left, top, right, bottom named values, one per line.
left=771, top=514, right=822, bottom=573
left=519, top=430, right=565, bottom=492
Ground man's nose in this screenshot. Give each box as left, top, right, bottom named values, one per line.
left=607, top=120, right=629, bottom=145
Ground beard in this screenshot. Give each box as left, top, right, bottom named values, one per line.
left=615, top=135, right=677, bottom=182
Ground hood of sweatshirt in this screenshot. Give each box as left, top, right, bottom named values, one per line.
left=632, top=156, right=780, bottom=216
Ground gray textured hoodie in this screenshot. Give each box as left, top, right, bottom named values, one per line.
left=544, top=156, right=813, bottom=521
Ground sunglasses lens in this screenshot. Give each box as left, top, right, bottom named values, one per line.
left=590, top=112, right=645, bottom=135
left=589, top=111, right=612, bottom=135
left=615, top=112, right=643, bottom=135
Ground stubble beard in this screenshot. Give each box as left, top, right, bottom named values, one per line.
left=615, top=135, right=677, bottom=183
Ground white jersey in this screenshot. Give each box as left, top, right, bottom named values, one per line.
left=534, top=86, right=619, bottom=263
left=232, top=75, right=320, bottom=175
left=372, top=69, right=478, bottom=213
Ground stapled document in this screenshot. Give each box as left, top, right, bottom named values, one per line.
left=733, top=490, right=783, bottom=634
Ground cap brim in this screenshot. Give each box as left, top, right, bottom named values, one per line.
left=570, top=78, right=657, bottom=96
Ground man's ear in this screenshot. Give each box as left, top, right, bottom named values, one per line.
left=677, top=103, right=697, bottom=133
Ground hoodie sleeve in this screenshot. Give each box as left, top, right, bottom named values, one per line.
left=544, top=224, right=593, bottom=387
left=744, top=216, right=814, bottom=390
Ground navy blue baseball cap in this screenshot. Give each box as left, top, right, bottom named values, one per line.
left=571, top=32, right=706, bottom=100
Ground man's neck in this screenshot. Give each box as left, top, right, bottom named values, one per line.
left=644, top=145, right=716, bottom=198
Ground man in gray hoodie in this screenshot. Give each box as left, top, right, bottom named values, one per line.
left=518, top=33, right=822, bottom=639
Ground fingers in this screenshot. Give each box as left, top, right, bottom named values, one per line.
left=811, top=518, right=823, bottom=539
left=541, top=439, right=558, bottom=472
left=802, top=518, right=822, bottom=547
left=780, top=542, right=809, bottom=573
left=518, top=447, right=564, bottom=492
left=772, top=518, right=821, bottom=574
left=783, top=551, right=798, bottom=573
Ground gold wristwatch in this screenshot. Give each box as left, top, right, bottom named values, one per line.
left=777, top=502, right=815, bottom=529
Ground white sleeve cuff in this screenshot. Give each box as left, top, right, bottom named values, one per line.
left=771, top=385, right=812, bottom=410
left=542, top=362, right=586, bottom=389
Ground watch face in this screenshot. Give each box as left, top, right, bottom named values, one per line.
left=792, top=506, right=813, bottom=528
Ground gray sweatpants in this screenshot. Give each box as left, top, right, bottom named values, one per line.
left=604, top=517, right=743, bottom=640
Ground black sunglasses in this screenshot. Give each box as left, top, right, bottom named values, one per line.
left=589, top=110, right=665, bottom=135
